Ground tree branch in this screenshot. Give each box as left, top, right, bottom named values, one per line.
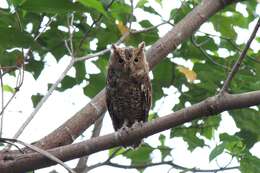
left=10, top=14, right=59, bottom=141
left=0, top=89, right=259, bottom=172
left=29, top=0, right=238, bottom=151
left=104, top=160, right=239, bottom=173
left=0, top=138, right=76, bottom=173
left=220, top=17, right=260, bottom=93
left=74, top=113, right=105, bottom=173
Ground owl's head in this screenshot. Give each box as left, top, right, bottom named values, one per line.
left=109, top=42, right=148, bottom=77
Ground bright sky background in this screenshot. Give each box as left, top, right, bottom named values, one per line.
left=0, top=0, right=260, bottom=173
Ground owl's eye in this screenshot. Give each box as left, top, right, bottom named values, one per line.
left=118, top=58, right=124, bottom=63
left=134, top=58, right=138, bottom=62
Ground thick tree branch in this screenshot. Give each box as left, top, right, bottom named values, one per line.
left=31, top=0, right=239, bottom=151
left=1, top=90, right=259, bottom=172
left=0, top=138, right=75, bottom=173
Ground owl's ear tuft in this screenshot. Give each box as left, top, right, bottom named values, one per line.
left=138, top=41, right=145, bottom=51
left=137, top=42, right=145, bottom=55
left=112, top=44, right=117, bottom=51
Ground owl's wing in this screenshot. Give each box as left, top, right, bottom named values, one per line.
left=142, top=75, right=152, bottom=122
left=106, top=89, right=119, bottom=130
left=106, top=67, right=122, bottom=131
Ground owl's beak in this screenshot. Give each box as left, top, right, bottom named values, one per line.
left=123, top=62, right=133, bottom=73
left=123, top=64, right=130, bottom=73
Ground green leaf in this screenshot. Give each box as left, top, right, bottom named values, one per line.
left=20, top=0, right=87, bottom=14
left=229, top=109, right=260, bottom=135
left=155, top=0, right=162, bottom=6
left=220, top=133, right=245, bottom=156
left=108, top=147, right=126, bottom=157
left=74, top=62, right=86, bottom=83
left=158, top=135, right=171, bottom=161
left=31, top=93, right=43, bottom=108
left=26, top=59, right=44, bottom=79
left=0, top=50, right=21, bottom=67
left=11, top=0, right=26, bottom=6
left=143, top=6, right=161, bottom=16
left=220, top=133, right=241, bottom=143
left=58, top=76, right=77, bottom=91
left=148, top=112, right=158, bottom=121
left=124, top=144, right=153, bottom=167
left=78, top=0, right=107, bottom=17
left=152, top=59, right=175, bottom=103
left=201, top=116, right=221, bottom=139
left=170, top=5, right=191, bottom=23
left=0, top=27, right=35, bottom=50
left=171, top=127, right=204, bottom=151
left=110, top=2, right=132, bottom=22
left=0, top=9, right=16, bottom=27
left=240, top=153, right=260, bottom=173
left=209, top=143, right=225, bottom=162
left=83, top=56, right=107, bottom=97
left=136, top=0, right=148, bottom=8
left=40, top=29, right=67, bottom=60
left=158, top=145, right=171, bottom=161
left=84, top=73, right=105, bottom=97
left=236, top=130, right=258, bottom=149
left=3, top=85, right=15, bottom=93
left=211, top=14, right=237, bottom=38
left=159, top=134, right=166, bottom=146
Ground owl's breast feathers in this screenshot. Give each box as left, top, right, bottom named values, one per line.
left=106, top=67, right=151, bottom=131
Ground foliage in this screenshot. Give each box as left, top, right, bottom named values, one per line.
left=0, top=0, right=259, bottom=172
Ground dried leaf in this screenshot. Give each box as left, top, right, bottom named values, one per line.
left=177, top=66, right=197, bottom=82
left=116, top=21, right=129, bottom=35
left=16, top=55, right=24, bottom=67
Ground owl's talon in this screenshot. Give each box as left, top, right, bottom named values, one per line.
left=117, top=125, right=132, bottom=147
left=132, top=120, right=144, bottom=129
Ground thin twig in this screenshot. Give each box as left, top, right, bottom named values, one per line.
left=104, top=160, right=239, bottom=173
left=0, top=91, right=17, bottom=116
left=75, top=32, right=129, bottom=62
left=0, top=66, right=24, bottom=137
left=12, top=59, right=75, bottom=140
left=23, top=15, right=57, bottom=62
left=1, top=15, right=56, bottom=142
left=0, top=138, right=76, bottom=173
left=220, top=18, right=260, bottom=93
left=0, top=70, right=4, bottom=136
left=86, top=147, right=129, bottom=171
left=10, top=15, right=62, bottom=140
left=130, top=21, right=168, bottom=34
left=127, top=0, right=134, bottom=30
left=76, top=21, right=168, bottom=62
left=77, top=0, right=116, bottom=52
left=1, top=140, right=24, bottom=153
left=197, top=30, right=260, bottom=65
left=34, top=15, right=57, bottom=41
left=67, top=13, right=75, bottom=56
left=191, top=35, right=229, bottom=70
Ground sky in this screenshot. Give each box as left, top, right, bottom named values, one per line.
left=0, top=0, right=260, bottom=173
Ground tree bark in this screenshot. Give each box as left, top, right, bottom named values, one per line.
left=32, top=0, right=239, bottom=150
left=1, top=90, right=260, bottom=172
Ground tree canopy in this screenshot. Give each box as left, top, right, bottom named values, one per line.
left=0, top=0, right=260, bottom=173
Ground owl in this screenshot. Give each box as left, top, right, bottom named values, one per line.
left=106, top=42, right=152, bottom=148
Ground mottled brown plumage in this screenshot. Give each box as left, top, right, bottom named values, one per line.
left=106, top=42, right=152, bottom=148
